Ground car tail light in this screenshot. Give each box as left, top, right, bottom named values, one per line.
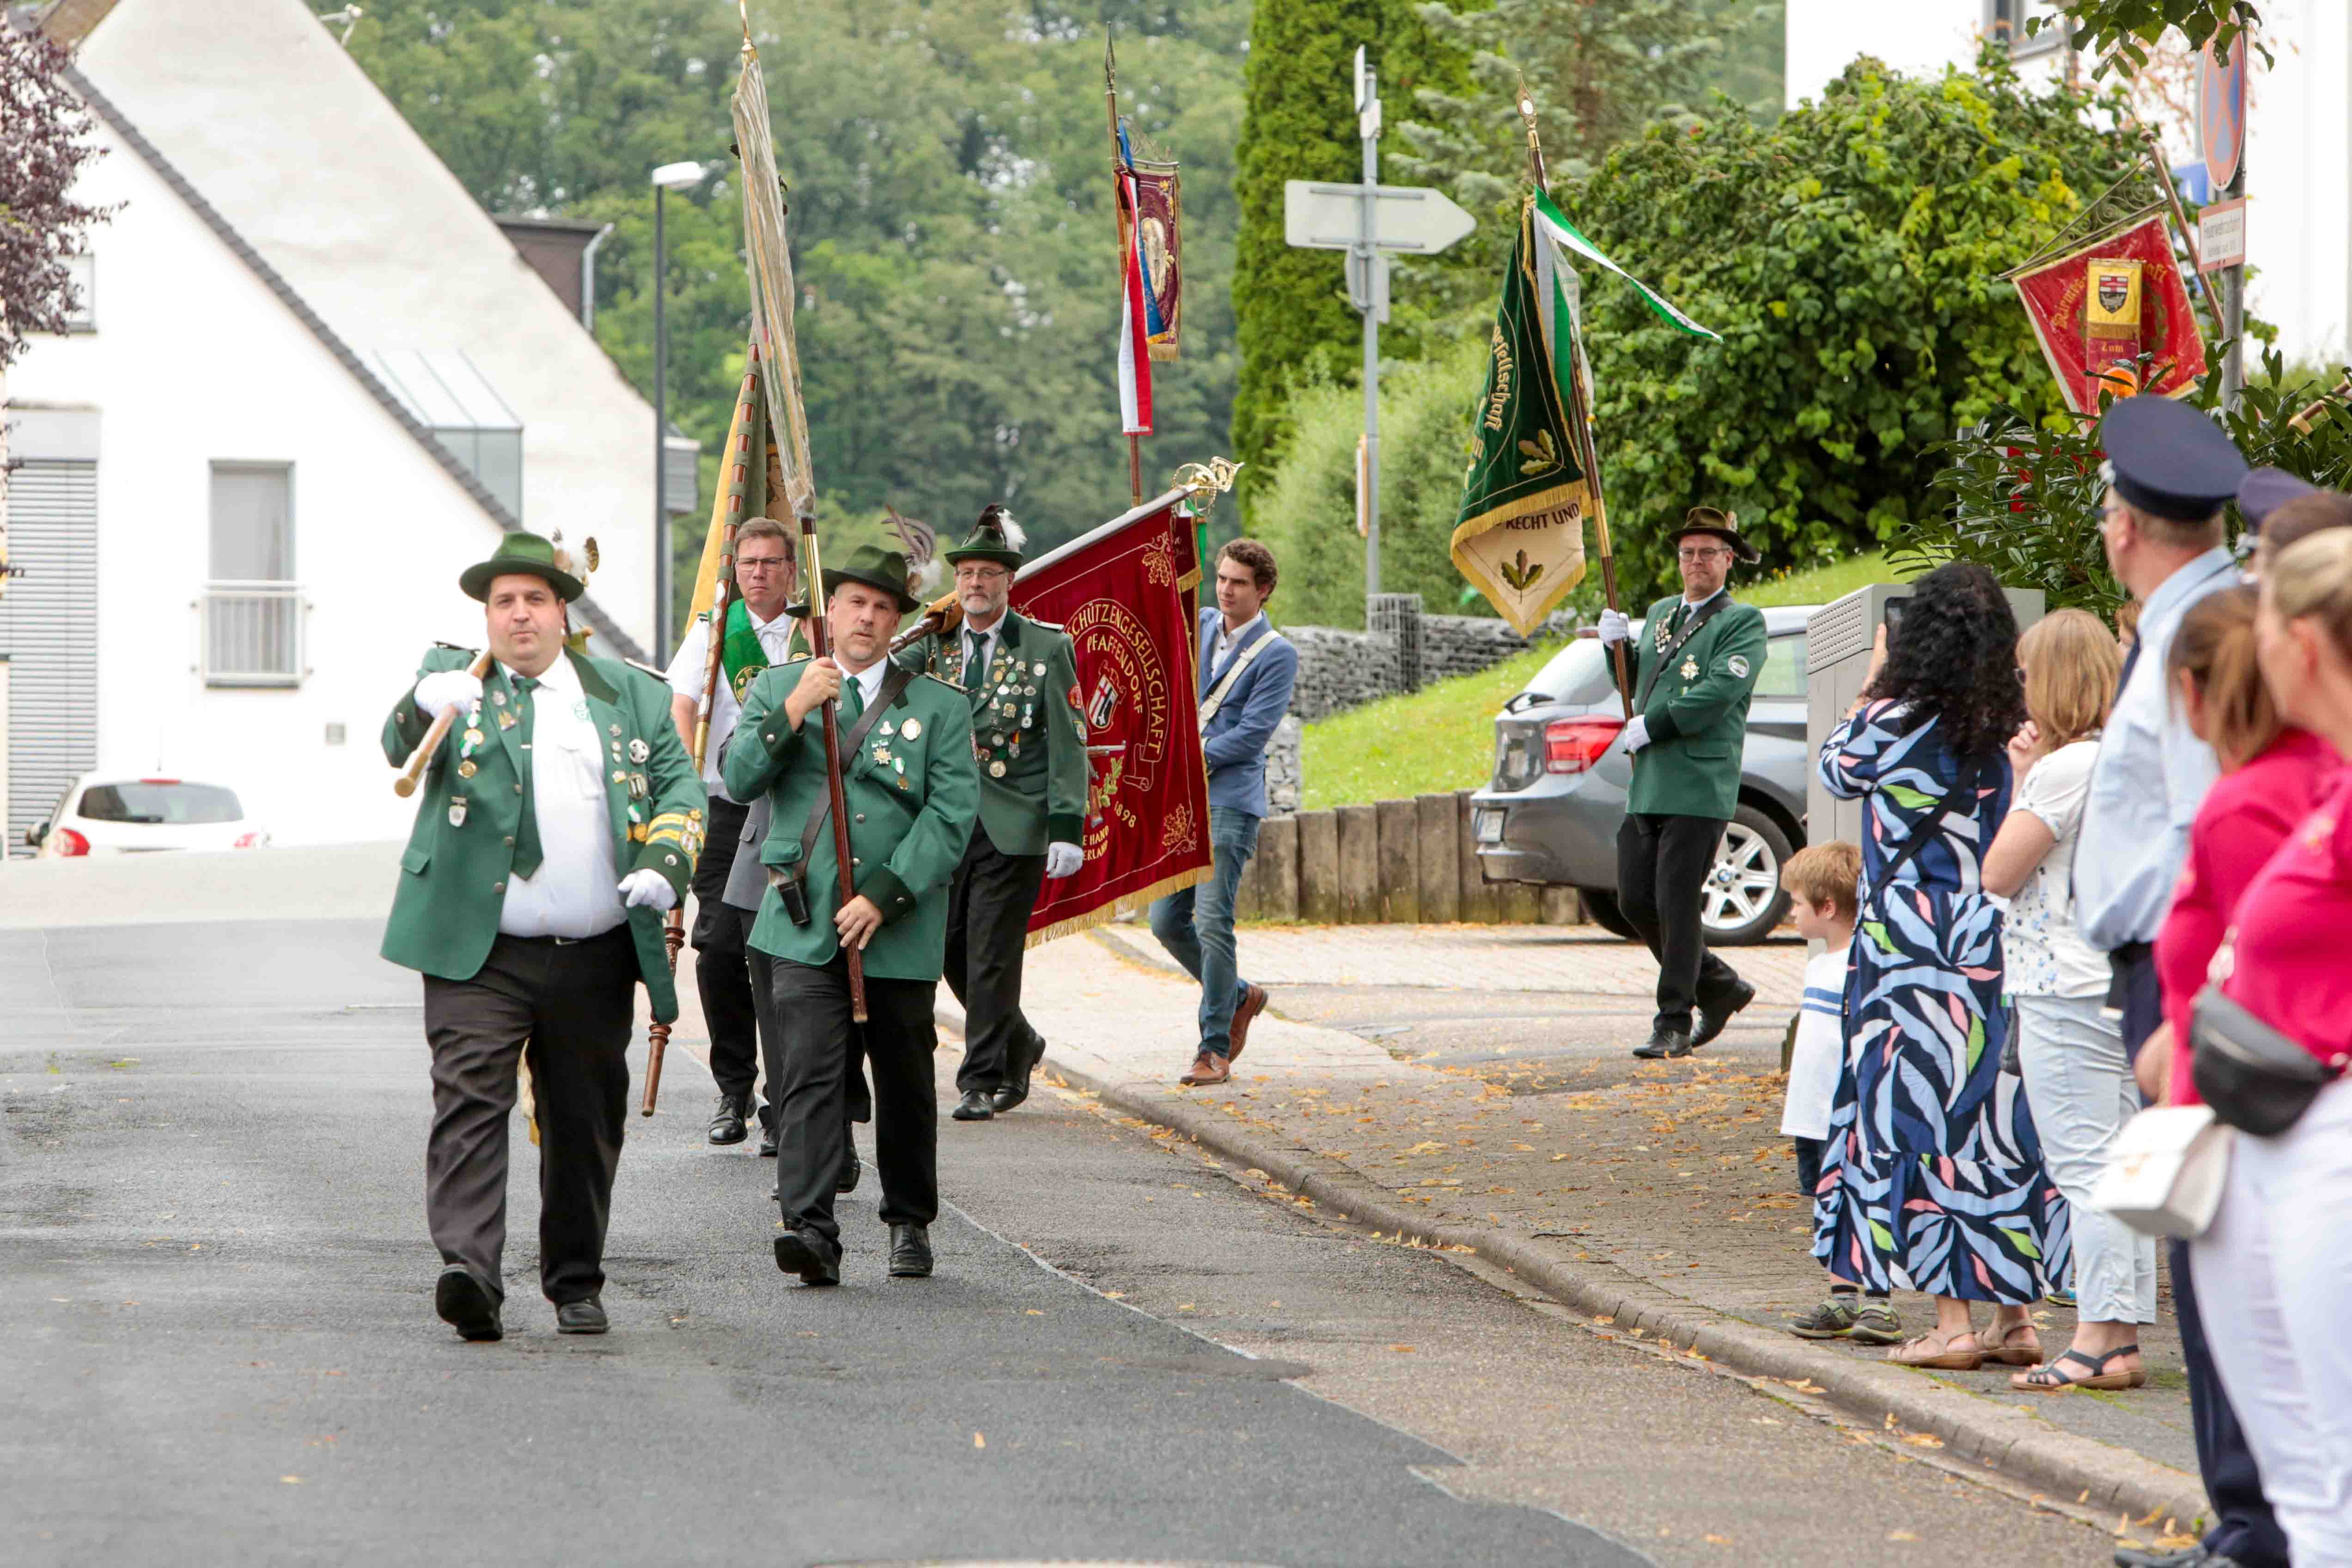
left=1543, top=717, right=1624, bottom=774
left=233, top=831, right=269, bottom=849
left=54, top=827, right=91, bottom=857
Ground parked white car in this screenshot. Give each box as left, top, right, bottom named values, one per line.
left=25, top=775, right=270, bottom=858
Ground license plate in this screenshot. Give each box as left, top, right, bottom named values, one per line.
left=1474, top=809, right=1505, bottom=845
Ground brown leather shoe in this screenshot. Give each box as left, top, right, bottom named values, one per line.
left=1228, top=984, right=1269, bottom=1062
left=1179, top=1050, right=1231, bottom=1086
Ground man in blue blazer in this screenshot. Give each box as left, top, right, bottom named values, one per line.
left=1151, top=539, right=1299, bottom=1086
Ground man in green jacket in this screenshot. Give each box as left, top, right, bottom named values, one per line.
left=725, top=544, right=979, bottom=1286
left=382, top=531, right=706, bottom=1342
left=1596, top=508, right=1768, bottom=1061
left=896, top=506, right=1088, bottom=1121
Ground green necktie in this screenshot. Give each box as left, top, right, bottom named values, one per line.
left=511, top=675, right=543, bottom=879
left=841, top=672, right=865, bottom=724
left=966, top=630, right=990, bottom=693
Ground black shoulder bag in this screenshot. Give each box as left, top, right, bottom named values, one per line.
left=1866, top=755, right=1986, bottom=909
left=2191, top=982, right=2340, bottom=1136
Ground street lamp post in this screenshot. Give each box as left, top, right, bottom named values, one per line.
left=649, top=159, right=703, bottom=655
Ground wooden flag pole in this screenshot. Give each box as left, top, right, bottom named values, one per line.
left=1518, top=87, right=1632, bottom=714
left=1107, top=31, right=1144, bottom=507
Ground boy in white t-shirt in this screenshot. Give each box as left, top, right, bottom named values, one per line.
left=1776, top=842, right=1899, bottom=1345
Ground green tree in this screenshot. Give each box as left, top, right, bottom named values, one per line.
left=1229, top=0, right=1462, bottom=512
left=1559, top=47, right=2157, bottom=601
left=1896, top=350, right=2352, bottom=616
left=2030, top=0, right=2264, bottom=76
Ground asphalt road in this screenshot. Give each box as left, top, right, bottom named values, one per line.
left=4, top=917, right=2102, bottom=1567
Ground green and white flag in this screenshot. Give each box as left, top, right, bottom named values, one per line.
left=1530, top=189, right=1719, bottom=342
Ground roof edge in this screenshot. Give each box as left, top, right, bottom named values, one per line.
left=57, top=61, right=649, bottom=664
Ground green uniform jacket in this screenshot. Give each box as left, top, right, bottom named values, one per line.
left=379, top=646, right=707, bottom=1022
left=1625, top=593, right=1769, bottom=821
left=723, top=659, right=980, bottom=981
left=895, top=610, right=1087, bottom=854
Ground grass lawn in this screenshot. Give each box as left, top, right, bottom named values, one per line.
left=1297, top=551, right=1904, bottom=810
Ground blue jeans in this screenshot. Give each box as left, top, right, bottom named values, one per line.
left=1148, top=807, right=1261, bottom=1058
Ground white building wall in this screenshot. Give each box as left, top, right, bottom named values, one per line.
left=10, top=121, right=543, bottom=848
left=1784, top=0, right=2352, bottom=367
left=75, top=0, right=663, bottom=654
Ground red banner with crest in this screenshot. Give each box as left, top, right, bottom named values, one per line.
left=2013, top=213, right=2208, bottom=414
left=1011, top=494, right=1210, bottom=943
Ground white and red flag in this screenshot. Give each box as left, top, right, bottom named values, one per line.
left=1114, top=162, right=1154, bottom=436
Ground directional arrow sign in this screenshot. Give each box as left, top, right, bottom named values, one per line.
left=1283, top=181, right=1476, bottom=255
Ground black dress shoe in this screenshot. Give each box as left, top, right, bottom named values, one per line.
left=991, top=1037, right=1043, bottom=1113
left=2114, top=1546, right=2238, bottom=1568
left=1632, top=1028, right=1694, bottom=1060
left=836, top=1149, right=862, bottom=1193
left=951, top=1088, right=994, bottom=1121
left=1690, top=978, right=1756, bottom=1049
left=773, top=1229, right=840, bottom=1286
left=888, top=1223, right=933, bottom=1278
left=756, top=1100, right=779, bottom=1158
left=434, top=1265, right=502, bottom=1342
left=708, top=1091, right=752, bottom=1146
left=555, top=1297, right=608, bottom=1335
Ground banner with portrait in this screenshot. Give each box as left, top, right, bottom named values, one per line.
left=1010, top=494, right=1210, bottom=942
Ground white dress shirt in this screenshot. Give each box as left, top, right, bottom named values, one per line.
left=666, top=604, right=798, bottom=800
left=1207, top=610, right=1266, bottom=673
left=2076, top=547, right=2241, bottom=950
left=495, top=655, right=625, bottom=940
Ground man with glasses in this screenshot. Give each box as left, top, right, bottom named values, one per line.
left=896, top=506, right=1087, bottom=1120
left=1596, top=508, right=1768, bottom=1060
left=665, top=516, right=806, bottom=1150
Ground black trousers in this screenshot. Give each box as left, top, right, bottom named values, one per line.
left=421, top=927, right=635, bottom=1306
left=767, top=953, right=937, bottom=1250
left=1615, top=811, right=1745, bottom=1035
left=692, top=796, right=760, bottom=1102
left=943, top=827, right=1048, bottom=1094
left=750, top=946, right=870, bottom=1126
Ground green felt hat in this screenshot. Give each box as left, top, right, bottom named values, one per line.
left=941, top=504, right=1025, bottom=568
left=459, top=531, right=585, bottom=603
left=789, top=542, right=920, bottom=615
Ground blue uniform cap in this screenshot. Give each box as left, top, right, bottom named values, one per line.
left=2236, top=466, right=2318, bottom=532
left=2097, top=395, right=2248, bottom=523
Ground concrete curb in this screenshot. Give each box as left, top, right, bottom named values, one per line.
left=937, top=994, right=2209, bottom=1534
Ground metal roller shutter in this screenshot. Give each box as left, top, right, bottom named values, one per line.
left=2, top=460, right=99, bottom=856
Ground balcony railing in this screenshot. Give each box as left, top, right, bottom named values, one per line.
left=200, top=581, right=306, bottom=687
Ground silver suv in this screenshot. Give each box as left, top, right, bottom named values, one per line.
left=1469, top=606, right=1815, bottom=945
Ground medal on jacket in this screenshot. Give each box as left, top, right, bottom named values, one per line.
left=1681, top=657, right=1699, bottom=681
left=448, top=796, right=469, bottom=828
left=901, top=718, right=921, bottom=739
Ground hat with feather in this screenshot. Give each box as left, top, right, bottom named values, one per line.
left=942, top=504, right=1027, bottom=569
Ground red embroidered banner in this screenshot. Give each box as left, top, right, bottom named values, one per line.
left=2014, top=214, right=2208, bottom=414
left=1012, top=494, right=1210, bottom=942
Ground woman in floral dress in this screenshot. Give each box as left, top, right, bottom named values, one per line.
left=1813, top=563, right=2060, bottom=1370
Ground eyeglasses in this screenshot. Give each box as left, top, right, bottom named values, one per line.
left=737, top=555, right=790, bottom=573
left=955, top=566, right=1010, bottom=583
left=1677, top=547, right=1731, bottom=562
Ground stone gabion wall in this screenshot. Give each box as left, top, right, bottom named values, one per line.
left=1281, top=602, right=1578, bottom=723
left=1286, top=624, right=1403, bottom=723
left=1263, top=715, right=1303, bottom=815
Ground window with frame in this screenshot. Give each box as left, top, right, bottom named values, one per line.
left=1986, top=0, right=2065, bottom=58
left=204, top=463, right=303, bottom=686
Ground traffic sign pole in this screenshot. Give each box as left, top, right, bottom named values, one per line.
left=1357, top=49, right=1382, bottom=597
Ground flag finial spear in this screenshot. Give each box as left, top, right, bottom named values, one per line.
left=1516, top=81, right=1548, bottom=194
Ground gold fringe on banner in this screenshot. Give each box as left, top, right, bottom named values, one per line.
left=1024, top=865, right=1212, bottom=949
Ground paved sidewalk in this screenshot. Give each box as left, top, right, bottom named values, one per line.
left=996, top=921, right=2208, bottom=1551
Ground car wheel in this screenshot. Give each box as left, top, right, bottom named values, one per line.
left=1700, top=805, right=1793, bottom=946
left=1575, top=886, right=1639, bottom=941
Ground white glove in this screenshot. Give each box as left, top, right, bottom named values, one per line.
left=415, top=668, right=482, bottom=718
left=1596, top=608, right=1631, bottom=646
left=1621, top=714, right=1652, bottom=754
left=1044, top=841, right=1084, bottom=879
left=617, top=869, right=678, bottom=911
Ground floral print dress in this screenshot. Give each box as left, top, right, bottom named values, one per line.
left=1811, top=700, right=2063, bottom=1304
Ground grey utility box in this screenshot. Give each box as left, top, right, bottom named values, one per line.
left=1804, top=581, right=2046, bottom=849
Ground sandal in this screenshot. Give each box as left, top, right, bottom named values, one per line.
left=2011, top=1344, right=2145, bottom=1393
left=1887, top=1330, right=1984, bottom=1370
left=1980, top=1318, right=2044, bottom=1368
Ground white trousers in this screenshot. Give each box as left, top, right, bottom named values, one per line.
left=2191, top=1077, right=2352, bottom=1567
left=2016, top=994, right=2157, bottom=1324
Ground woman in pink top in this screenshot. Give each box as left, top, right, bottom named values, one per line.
left=2151, top=586, right=2340, bottom=1106
left=2188, top=531, right=2352, bottom=1568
